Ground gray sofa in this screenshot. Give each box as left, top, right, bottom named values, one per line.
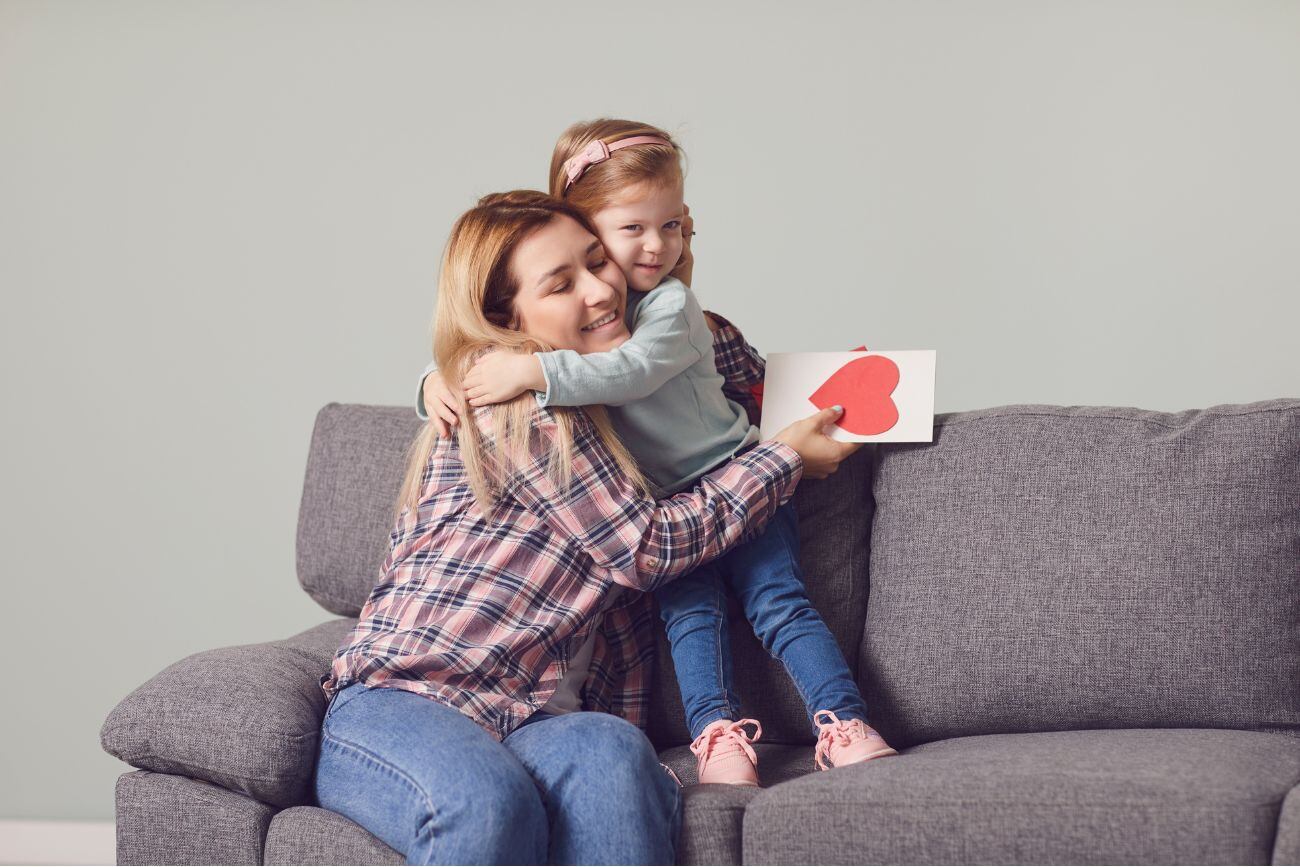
left=101, top=399, right=1300, bottom=865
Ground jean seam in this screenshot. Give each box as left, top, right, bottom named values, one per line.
left=712, top=580, right=741, bottom=721
left=319, top=732, right=439, bottom=827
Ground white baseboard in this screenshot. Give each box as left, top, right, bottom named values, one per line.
left=0, top=820, right=115, bottom=866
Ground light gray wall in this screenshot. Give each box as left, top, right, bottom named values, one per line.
left=2, top=0, right=1297, bottom=820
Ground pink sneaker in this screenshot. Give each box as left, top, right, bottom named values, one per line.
left=813, top=710, right=898, bottom=770
left=689, top=719, right=762, bottom=786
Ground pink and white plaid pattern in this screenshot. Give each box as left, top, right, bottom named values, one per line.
left=322, top=321, right=794, bottom=741
left=709, top=312, right=767, bottom=426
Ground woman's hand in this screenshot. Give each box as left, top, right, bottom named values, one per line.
left=422, top=369, right=461, bottom=438
left=772, top=406, right=862, bottom=479
left=463, top=351, right=547, bottom=407
left=669, top=204, right=694, bottom=287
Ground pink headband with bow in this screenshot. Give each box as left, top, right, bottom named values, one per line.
left=562, top=135, right=673, bottom=191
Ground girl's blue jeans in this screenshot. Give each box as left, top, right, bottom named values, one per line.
left=314, top=683, right=681, bottom=865
left=655, top=501, right=870, bottom=739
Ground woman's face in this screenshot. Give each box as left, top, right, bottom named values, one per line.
left=509, top=215, right=631, bottom=354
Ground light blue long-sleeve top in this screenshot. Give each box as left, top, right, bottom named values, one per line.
left=533, top=278, right=759, bottom=494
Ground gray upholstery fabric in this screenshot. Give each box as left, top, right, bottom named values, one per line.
left=296, top=404, right=423, bottom=616
left=101, top=620, right=354, bottom=807
left=676, top=786, right=759, bottom=866
left=743, top=728, right=1300, bottom=865
left=861, top=400, right=1300, bottom=748
left=116, top=770, right=274, bottom=865
left=1276, top=784, right=1300, bottom=866
left=657, top=744, right=817, bottom=865
left=264, top=806, right=402, bottom=865
left=647, top=446, right=875, bottom=749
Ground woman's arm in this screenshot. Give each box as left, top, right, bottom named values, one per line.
left=503, top=403, right=802, bottom=593
left=706, top=311, right=766, bottom=425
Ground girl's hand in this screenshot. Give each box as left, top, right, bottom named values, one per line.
left=423, top=369, right=461, bottom=438
left=669, top=203, right=694, bottom=287
left=772, top=406, right=862, bottom=479
left=463, top=352, right=546, bottom=407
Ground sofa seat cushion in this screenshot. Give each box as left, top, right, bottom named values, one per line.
left=655, top=743, right=815, bottom=865
left=744, top=728, right=1300, bottom=865
left=101, top=619, right=355, bottom=807
left=264, top=806, right=402, bottom=865
left=863, top=400, right=1300, bottom=747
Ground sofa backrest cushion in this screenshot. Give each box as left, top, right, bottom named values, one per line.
left=297, top=404, right=422, bottom=616
left=860, top=400, right=1300, bottom=748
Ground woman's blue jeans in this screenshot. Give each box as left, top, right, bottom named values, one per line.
left=314, top=684, right=682, bottom=865
left=655, top=501, right=870, bottom=738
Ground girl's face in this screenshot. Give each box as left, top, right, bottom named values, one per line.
left=589, top=181, right=685, bottom=293
left=509, top=215, right=631, bottom=354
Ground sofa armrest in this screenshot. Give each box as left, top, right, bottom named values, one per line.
left=101, top=619, right=355, bottom=807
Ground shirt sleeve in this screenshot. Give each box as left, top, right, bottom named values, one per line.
left=536, top=280, right=703, bottom=408
left=415, top=360, right=438, bottom=420
left=504, top=403, right=802, bottom=593
left=707, top=311, right=766, bottom=389
left=707, top=311, right=766, bottom=425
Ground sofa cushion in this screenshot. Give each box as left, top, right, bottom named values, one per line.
left=115, top=770, right=276, bottom=866
left=1276, top=784, right=1300, bottom=866
left=101, top=619, right=354, bottom=807
left=861, top=400, right=1300, bottom=747
left=264, top=806, right=402, bottom=865
left=297, top=404, right=423, bottom=617
left=646, top=446, right=875, bottom=748
left=744, top=728, right=1300, bottom=865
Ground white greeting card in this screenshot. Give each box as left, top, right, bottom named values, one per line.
left=758, top=351, right=937, bottom=443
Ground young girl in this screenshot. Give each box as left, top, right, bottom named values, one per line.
left=423, top=120, right=897, bottom=785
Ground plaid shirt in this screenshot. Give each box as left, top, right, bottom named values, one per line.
left=322, top=322, right=789, bottom=741
left=709, top=313, right=767, bottom=426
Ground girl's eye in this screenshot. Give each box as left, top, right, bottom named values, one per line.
left=621, top=224, right=641, bottom=232
left=664, top=220, right=681, bottom=230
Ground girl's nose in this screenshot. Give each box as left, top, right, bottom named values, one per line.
left=642, top=232, right=664, bottom=253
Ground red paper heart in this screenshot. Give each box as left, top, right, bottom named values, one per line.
left=808, top=355, right=900, bottom=436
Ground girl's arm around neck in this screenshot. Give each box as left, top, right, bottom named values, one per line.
left=536, top=279, right=703, bottom=408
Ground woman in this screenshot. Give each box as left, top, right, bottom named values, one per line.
left=315, top=190, right=857, bottom=865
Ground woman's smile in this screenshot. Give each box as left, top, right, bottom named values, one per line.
left=581, top=310, right=621, bottom=332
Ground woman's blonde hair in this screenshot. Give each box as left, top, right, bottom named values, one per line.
left=397, top=190, right=650, bottom=517
left=548, top=118, right=685, bottom=215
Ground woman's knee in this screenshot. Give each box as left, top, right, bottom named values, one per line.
left=417, top=762, right=546, bottom=848
left=560, top=713, right=664, bottom=779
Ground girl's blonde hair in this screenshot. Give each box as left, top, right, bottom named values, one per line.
left=548, top=118, right=685, bottom=215
left=397, top=190, right=650, bottom=516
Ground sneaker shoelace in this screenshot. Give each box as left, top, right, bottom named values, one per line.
left=689, top=719, right=762, bottom=775
left=813, top=709, right=873, bottom=770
